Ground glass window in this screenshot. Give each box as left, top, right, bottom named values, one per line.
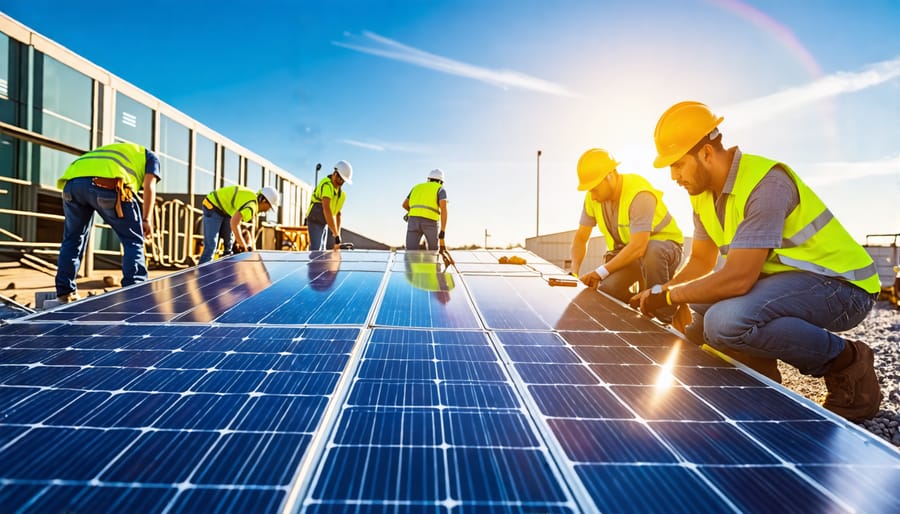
left=223, top=148, right=239, bottom=186
left=194, top=134, right=215, bottom=195
left=115, top=92, right=152, bottom=147
left=246, top=161, right=262, bottom=192
left=0, top=34, right=17, bottom=124
left=157, top=115, right=189, bottom=194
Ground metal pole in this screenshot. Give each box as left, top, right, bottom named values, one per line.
left=536, top=150, right=542, bottom=237
left=314, top=163, right=322, bottom=185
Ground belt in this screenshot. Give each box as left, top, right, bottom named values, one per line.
left=91, top=176, right=133, bottom=218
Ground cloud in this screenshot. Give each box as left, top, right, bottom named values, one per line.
left=722, top=56, right=900, bottom=128
left=802, top=154, right=900, bottom=187
left=333, top=31, right=579, bottom=98
left=341, top=138, right=430, bottom=153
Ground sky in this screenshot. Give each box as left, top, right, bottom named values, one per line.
left=3, top=0, right=899, bottom=248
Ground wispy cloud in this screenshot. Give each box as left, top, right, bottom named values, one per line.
left=722, top=56, right=900, bottom=128
left=341, top=138, right=430, bottom=154
left=802, top=155, right=900, bottom=187
left=333, top=31, right=579, bottom=98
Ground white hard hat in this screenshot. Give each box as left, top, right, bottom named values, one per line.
left=334, top=160, right=353, bottom=184
left=428, top=168, right=445, bottom=182
left=259, top=186, right=280, bottom=208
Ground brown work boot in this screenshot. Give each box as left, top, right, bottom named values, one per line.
left=823, top=339, right=882, bottom=422
left=57, top=292, right=81, bottom=304
left=721, top=348, right=782, bottom=384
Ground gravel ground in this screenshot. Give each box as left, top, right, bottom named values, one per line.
left=779, top=301, right=900, bottom=448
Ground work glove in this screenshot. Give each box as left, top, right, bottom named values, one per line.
left=403, top=214, right=409, bottom=222
left=629, top=285, right=671, bottom=317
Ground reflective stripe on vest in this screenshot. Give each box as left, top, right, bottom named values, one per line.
left=585, top=173, right=684, bottom=251
left=206, top=185, right=258, bottom=221
left=57, top=143, right=146, bottom=191
left=408, top=181, right=443, bottom=221
left=690, top=153, right=880, bottom=293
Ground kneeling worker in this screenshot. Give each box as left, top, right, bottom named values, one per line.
left=570, top=148, right=684, bottom=322
left=632, top=101, right=882, bottom=421
left=199, top=185, right=280, bottom=264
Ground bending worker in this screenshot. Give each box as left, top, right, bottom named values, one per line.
left=306, top=160, right=352, bottom=250
left=55, top=142, right=160, bottom=304
left=403, top=168, right=448, bottom=250
left=632, top=101, right=882, bottom=421
left=570, top=148, right=683, bottom=322
left=199, top=185, right=279, bottom=264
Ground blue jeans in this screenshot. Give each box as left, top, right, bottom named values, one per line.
left=308, top=222, right=337, bottom=251
left=684, top=271, right=876, bottom=377
left=599, top=239, right=682, bottom=322
left=199, top=206, right=234, bottom=265
left=406, top=216, right=439, bottom=250
left=55, top=177, right=147, bottom=296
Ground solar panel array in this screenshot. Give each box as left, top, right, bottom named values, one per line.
left=1, top=250, right=899, bottom=513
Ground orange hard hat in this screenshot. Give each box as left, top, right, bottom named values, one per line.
left=576, top=148, right=620, bottom=191
left=652, top=101, right=723, bottom=168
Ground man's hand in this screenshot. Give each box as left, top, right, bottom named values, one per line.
left=629, top=285, right=670, bottom=317
left=438, top=230, right=445, bottom=240
left=580, top=270, right=601, bottom=288
left=141, top=219, right=152, bottom=239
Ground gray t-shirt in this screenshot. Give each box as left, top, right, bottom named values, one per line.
left=693, top=149, right=800, bottom=250
left=580, top=191, right=657, bottom=247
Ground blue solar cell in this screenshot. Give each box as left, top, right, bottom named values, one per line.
left=694, top=386, right=825, bottom=420
left=438, top=360, right=505, bottom=381
left=573, top=345, right=653, bottom=365
left=102, top=430, right=219, bottom=482
left=124, top=369, right=206, bottom=392
left=433, top=344, right=496, bottom=362
left=257, top=371, right=340, bottom=395
left=673, top=366, right=769, bottom=387
left=549, top=419, right=675, bottom=462
left=504, top=345, right=581, bottom=364
left=447, top=447, right=566, bottom=503
left=192, top=432, right=310, bottom=485
left=67, top=392, right=179, bottom=427
left=515, top=363, right=598, bottom=385
left=443, top=410, right=539, bottom=447
left=314, top=446, right=446, bottom=501
left=154, top=394, right=248, bottom=430
left=611, top=385, right=724, bottom=421
left=799, top=464, right=900, bottom=512
left=358, top=359, right=435, bottom=380
left=740, top=420, right=900, bottom=465
left=529, top=384, right=633, bottom=419
left=349, top=381, right=439, bottom=407
left=651, top=421, right=781, bottom=465
left=306, top=504, right=448, bottom=514
left=11, top=485, right=175, bottom=514
left=0, top=427, right=136, bottom=479
left=577, top=464, right=732, bottom=513
left=700, top=465, right=843, bottom=512
left=365, top=342, right=435, bottom=360
left=375, top=273, right=479, bottom=328
left=168, top=488, right=284, bottom=514
left=495, top=331, right=567, bottom=346
left=335, top=408, right=441, bottom=445
left=1, top=388, right=82, bottom=423
left=55, top=366, right=144, bottom=390
left=191, top=370, right=267, bottom=393
left=231, top=395, right=327, bottom=432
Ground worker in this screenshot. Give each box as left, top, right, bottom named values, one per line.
left=631, top=100, right=882, bottom=421
left=55, top=142, right=160, bottom=304
left=198, top=185, right=280, bottom=264
left=570, top=148, right=684, bottom=322
left=402, top=168, right=448, bottom=250
left=306, top=160, right=352, bottom=251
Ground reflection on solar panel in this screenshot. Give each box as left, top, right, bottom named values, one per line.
left=2, top=249, right=899, bottom=513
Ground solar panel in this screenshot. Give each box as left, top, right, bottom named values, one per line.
left=1, top=249, right=899, bottom=513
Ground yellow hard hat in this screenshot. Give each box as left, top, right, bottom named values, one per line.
left=576, top=148, right=620, bottom=191
left=652, top=101, right=724, bottom=168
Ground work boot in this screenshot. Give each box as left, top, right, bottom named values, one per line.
left=57, top=292, right=81, bottom=304
left=823, top=339, right=882, bottom=422
left=721, top=348, right=782, bottom=384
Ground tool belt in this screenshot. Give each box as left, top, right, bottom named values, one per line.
left=91, top=176, right=133, bottom=218
left=202, top=198, right=229, bottom=218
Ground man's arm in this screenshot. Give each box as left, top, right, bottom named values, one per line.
left=322, top=197, right=339, bottom=236
left=438, top=199, right=448, bottom=233
left=669, top=247, right=768, bottom=304
left=140, top=173, right=157, bottom=238
left=569, top=224, right=593, bottom=276
left=670, top=237, right=719, bottom=285
left=230, top=211, right=247, bottom=249
left=402, top=197, right=410, bottom=211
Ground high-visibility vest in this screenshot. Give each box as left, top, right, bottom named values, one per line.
left=691, top=153, right=880, bottom=293
left=57, top=143, right=147, bottom=191
left=206, top=185, right=258, bottom=222
left=306, top=177, right=345, bottom=216
left=584, top=173, right=684, bottom=251
left=408, top=181, right=443, bottom=221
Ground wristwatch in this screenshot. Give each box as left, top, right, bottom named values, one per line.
left=650, top=284, right=664, bottom=295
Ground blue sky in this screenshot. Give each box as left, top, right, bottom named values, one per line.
left=4, top=0, right=899, bottom=248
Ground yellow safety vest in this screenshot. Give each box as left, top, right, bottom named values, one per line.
left=57, top=143, right=147, bottom=191
left=691, top=153, right=880, bottom=293
left=306, top=177, right=345, bottom=216
left=584, top=173, right=684, bottom=251
left=408, top=181, right=443, bottom=221
left=206, top=185, right=259, bottom=222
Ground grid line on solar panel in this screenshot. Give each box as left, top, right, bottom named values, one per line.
left=295, top=328, right=582, bottom=513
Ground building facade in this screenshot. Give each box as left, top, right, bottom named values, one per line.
left=0, top=13, right=311, bottom=271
